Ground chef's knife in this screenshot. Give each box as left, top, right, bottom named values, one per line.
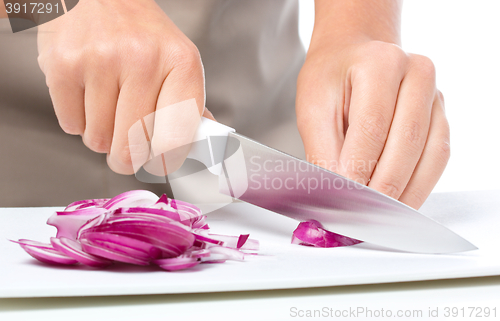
left=184, top=117, right=476, bottom=254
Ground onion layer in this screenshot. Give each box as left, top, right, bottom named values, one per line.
left=291, top=220, right=363, bottom=248
left=12, top=190, right=258, bottom=271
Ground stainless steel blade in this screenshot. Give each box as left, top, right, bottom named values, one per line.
left=219, top=132, right=477, bottom=254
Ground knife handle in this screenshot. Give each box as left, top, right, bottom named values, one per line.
left=186, top=117, right=235, bottom=175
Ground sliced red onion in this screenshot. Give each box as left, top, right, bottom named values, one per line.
left=292, top=220, right=363, bottom=248
left=82, top=221, right=194, bottom=254
left=80, top=233, right=155, bottom=260
left=182, top=248, right=211, bottom=258
left=103, top=190, right=158, bottom=210
left=155, top=257, right=200, bottom=271
left=80, top=239, right=150, bottom=266
left=14, top=190, right=363, bottom=273
left=237, top=234, right=250, bottom=249
left=50, top=237, right=112, bottom=268
left=65, top=198, right=109, bottom=211
left=10, top=239, right=54, bottom=249
left=154, top=196, right=203, bottom=220
left=21, top=244, right=78, bottom=265
left=193, top=234, right=224, bottom=246
left=47, top=207, right=108, bottom=240
left=118, top=207, right=182, bottom=222
left=200, top=233, right=259, bottom=250
left=204, top=246, right=245, bottom=262
left=14, top=190, right=259, bottom=272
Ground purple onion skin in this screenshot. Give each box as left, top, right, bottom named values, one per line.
left=292, top=220, right=363, bottom=248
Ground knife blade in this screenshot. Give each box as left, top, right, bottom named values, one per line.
left=183, top=117, right=477, bottom=254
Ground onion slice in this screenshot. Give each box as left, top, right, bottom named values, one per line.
left=50, top=237, right=112, bottom=268
left=155, top=257, right=200, bottom=271
left=21, top=244, right=78, bottom=265
left=291, top=220, right=363, bottom=248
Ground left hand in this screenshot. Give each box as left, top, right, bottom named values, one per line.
left=296, top=41, right=449, bottom=209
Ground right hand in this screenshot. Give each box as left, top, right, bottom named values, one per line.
left=37, top=0, right=214, bottom=175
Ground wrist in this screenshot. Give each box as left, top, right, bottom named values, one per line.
left=309, top=0, right=401, bottom=55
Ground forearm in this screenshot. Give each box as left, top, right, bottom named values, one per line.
left=310, top=0, right=402, bottom=52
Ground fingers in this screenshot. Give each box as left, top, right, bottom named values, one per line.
left=45, top=68, right=85, bottom=135
left=368, top=55, right=436, bottom=200
left=202, top=107, right=216, bottom=121
left=145, top=52, right=206, bottom=175
left=337, top=52, right=405, bottom=184
left=81, top=69, right=119, bottom=154
left=296, top=63, right=345, bottom=172
left=37, top=0, right=209, bottom=177
left=399, top=92, right=450, bottom=209
left=107, top=70, right=163, bottom=175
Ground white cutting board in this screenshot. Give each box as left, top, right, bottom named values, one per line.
left=1, top=190, right=499, bottom=298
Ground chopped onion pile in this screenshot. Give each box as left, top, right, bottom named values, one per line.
left=13, top=190, right=259, bottom=271
left=292, top=220, right=362, bottom=248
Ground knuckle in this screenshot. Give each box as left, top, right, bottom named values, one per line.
left=113, top=145, right=134, bottom=168
left=37, top=54, right=46, bottom=73
left=53, top=48, right=81, bottom=72
left=437, top=90, right=445, bottom=103
left=436, top=90, right=446, bottom=111
left=429, top=118, right=451, bottom=166
left=83, top=133, right=111, bottom=153
left=170, top=41, right=202, bottom=71
left=410, top=54, right=436, bottom=80
left=357, top=111, right=389, bottom=144
left=434, top=138, right=451, bottom=165
left=401, top=119, right=424, bottom=147
left=341, top=158, right=372, bottom=186
left=376, top=180, right=403, bottom=199
left=120, top=35, right=162, bottom=72
left=85, top=44, right=119, bottom=69
left=405, top=188, right=428, bottom=209
left=361, top=41, right=407, bottom=70
left=44, top=50, right=82, bottom=87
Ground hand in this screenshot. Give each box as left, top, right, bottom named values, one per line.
left=37, top=0, right=213, bottom=175
left=296, top=41, right=449, bottom=209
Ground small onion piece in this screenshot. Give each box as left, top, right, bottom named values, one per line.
left=200, top=233, right=259, bottom=250
left=205, top=246, right=245, bottom=261
left=237, top=234, right=250, bottom=249
left=291, top=220, right=363, bottom=248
